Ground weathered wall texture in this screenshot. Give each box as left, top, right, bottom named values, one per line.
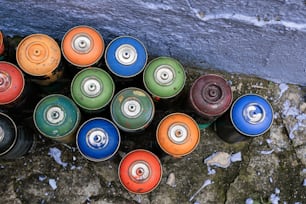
left=1, top=0, right=306, bottom=85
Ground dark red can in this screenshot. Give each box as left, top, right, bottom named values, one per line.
left=189, top=74, right=232, bottom=128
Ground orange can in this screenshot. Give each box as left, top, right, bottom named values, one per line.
left=156, top=113, right=200, bottom=157
left=61, top=25, right=104, bottom=68
left=16, top=34, right=63, bottom=86
left=119, top=149, right=162, bottom=194
left=0, top=31, right=4, bottom=57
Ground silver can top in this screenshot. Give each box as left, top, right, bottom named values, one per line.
left=154, top=65, right=175, bottom=86
left=86, top=128, right=109, bottom=149
left=168, top=123, right=188, bottom=144
left=115, top=44, right=137, bottom=65
left=121, top=98, right=142, bottom=118
left=72, top=34, right=93, bottom=54
left=45, top=106, right=65, bottom=125
left=130, top=161, right=150, bottom=182
left=243, top=103, right=266, bottom=124
left=81, top=77, right=102, bottom=98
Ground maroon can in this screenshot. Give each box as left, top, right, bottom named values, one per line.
left=189, top=74, right=232, bottom=128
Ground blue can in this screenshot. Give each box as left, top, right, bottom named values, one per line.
left=215, top=94, right=273, bottom=143
left=76, top=117, right=121, bottom=162
left=105, top=36, right=147, bottom=78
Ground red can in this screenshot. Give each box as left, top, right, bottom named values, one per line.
left=0, top=31, right=4, bottom=57
left=189, top=74, right=232, bottom=123
left=118, top=149, right=162, bottom=194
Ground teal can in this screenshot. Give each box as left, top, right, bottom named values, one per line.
left=33, top=94, right=81, bottom=144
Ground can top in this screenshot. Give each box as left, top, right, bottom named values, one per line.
left=77, top=117, right=120, bottom=162
left=0, top=62, right=25, bottom=105
left=34, top=94, right=81, bottom=138
left=105, top=36, right=147, bottom=78
left=16, top=34, right=61, bottom=76
left=119, top=149, right=162, bottom=194
left=0, top=112, right=17, bottom=156
left=190, top=74, right=232, bottom=117
left=156, top=113, right=200, bottom=157
left=230, top=94, right=273, bottom=137
left=143, top=57, right=186, bottom=99
left=111, top=87, right=155, bottom=132
left=61, top=25, right=104, bottom=67
left=71, top=68, right=115, bottom=111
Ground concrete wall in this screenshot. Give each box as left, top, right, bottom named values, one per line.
left=1, top=0, right=306, bottom=85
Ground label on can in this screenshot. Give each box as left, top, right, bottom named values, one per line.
left=105, top=36, right=147, bottom=78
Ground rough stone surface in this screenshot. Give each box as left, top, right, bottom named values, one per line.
left=1, top=0, right=306, bottom=84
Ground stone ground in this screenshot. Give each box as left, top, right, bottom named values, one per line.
left=0, top=67, right=306, bottom=204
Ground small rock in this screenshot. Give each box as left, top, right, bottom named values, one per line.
left=166, top=173, right=176, bottom=187
left=48, top=179, right=57, bottom=190
left=204, top=152, right=231, bottom=168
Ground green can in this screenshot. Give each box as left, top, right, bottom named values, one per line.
left=33, top=94, right=81, bottom=144
left=110, top=87, right=155, bottom=132
left=143, top=57, right=186, bottom=101
left=71, top=68, right=115, bottom=112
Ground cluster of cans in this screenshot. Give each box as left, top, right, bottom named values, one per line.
left=0, top=27, right=274, bottom=194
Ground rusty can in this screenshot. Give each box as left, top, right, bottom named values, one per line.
left=156, top=113, right=200, bottom=157
left=0, top=31, right=5, bottom=60
left=118, top=149, right=162, bottom=194
left=33, top=94, right=81, bottom=144
left=0, top=112, right=34, bottom=159
left=215, top=94, right=274, bottom=143
left=189, top=74, right=232, bottom=128
left=61, top=25, right=104, bottom=68
left=16, top=34, right=63, bottom=86
left=110, top=87, right=155, bottom=132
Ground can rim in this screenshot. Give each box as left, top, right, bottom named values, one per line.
left=76, top=117, right=121, bottom=162
left=189, top=74, right=233, bottom=117
left=0, top=112, right=18, bottom=156
left=33, top=94, right=81, bottom=139
left=0, top=61, right=25, bottom=105
left=230, top=93, right=274, bottom=137
left=110, top=87, right=155, bottom=132
left=61, top=25, right=105, bottom=67
left=118, top=149, right=163, bottom=194
left=70, top=67, right=115, bottom=111
left=143, top=56, right=186, bottom=99
left=104, top=36, right=148, bottom=78
left=156, top=112, right=200, bottom=157
left=16, top=34, right=61, bottom=76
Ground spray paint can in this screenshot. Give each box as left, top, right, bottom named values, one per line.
left=156, top=113, right=200, bottom=157
left=33, top=94, right=81, bottom=144
left=215, top=94, right=274, bottom=143
left=0, top=31, right=5, bottom=60
left=61, top=25, right=105, bottom=68
left=189, top=74, right=232, bottom=129
left=71, top=67, right=115, bottom=113
left=143, top=57, right=186, bottom=104
left=0, top=112, right=34, bottom=159
left=16, top=34, right=63, bottom=86
left=76, top=117, right=120, bottom=162
left=110, top=87, right=155, bottom=132
left=118, top=149, right=162, bottom=194
left=105, top=36, right=147, bottom=78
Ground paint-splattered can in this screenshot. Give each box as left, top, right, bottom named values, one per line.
left=189, top=74, right=232, bottom=128
left=105, top=36, right=147, bottom=78
left=215, top=94, right=274, bottom=143
left=76, top=117, right=120, bottom=162
left=119, top=149, right=162, bottom=194
left=71, top=67, right=115, bottom=112
left=0, top=61, right=27, bottom=108
left=0, top=112, right=34, bottom=159
left=33, top=94, right=81, bottom=144
left=0, top=31, right=5, bottom=60
left=61, top=25, right=105, bottom=68
left=143, top=57, right=186, bottom=102
left=156, top=113, right=200, bottom=157
left=16, top=34, right=63, bottom=86
left=110, top=87, right=155, bottom=132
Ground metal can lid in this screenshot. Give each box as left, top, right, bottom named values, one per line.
left=34, top=94, right=81, bottom=138
left=76, top=117, right=120, bottom=162
left=0, top=62, right=25, bottom=105
left=16, top=34, right=61, bottom=76
left=105, top=36, right=147, bottom=78
left=0, top=112, right=17, bottom=156
left=143, top=57, right=186, bottom=99
left=71, top=68, right=115, bottom=111
left=110, top=87, right=155, bottom=132
left=118, top=149, right=162, bottom=194
left=61, top=26, right=104, bottom=67
left=190, top=74, right=232, bottom=117
left=156, top=113, right=200, bottom=157
left=230, top=94, right=274, bottom=137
